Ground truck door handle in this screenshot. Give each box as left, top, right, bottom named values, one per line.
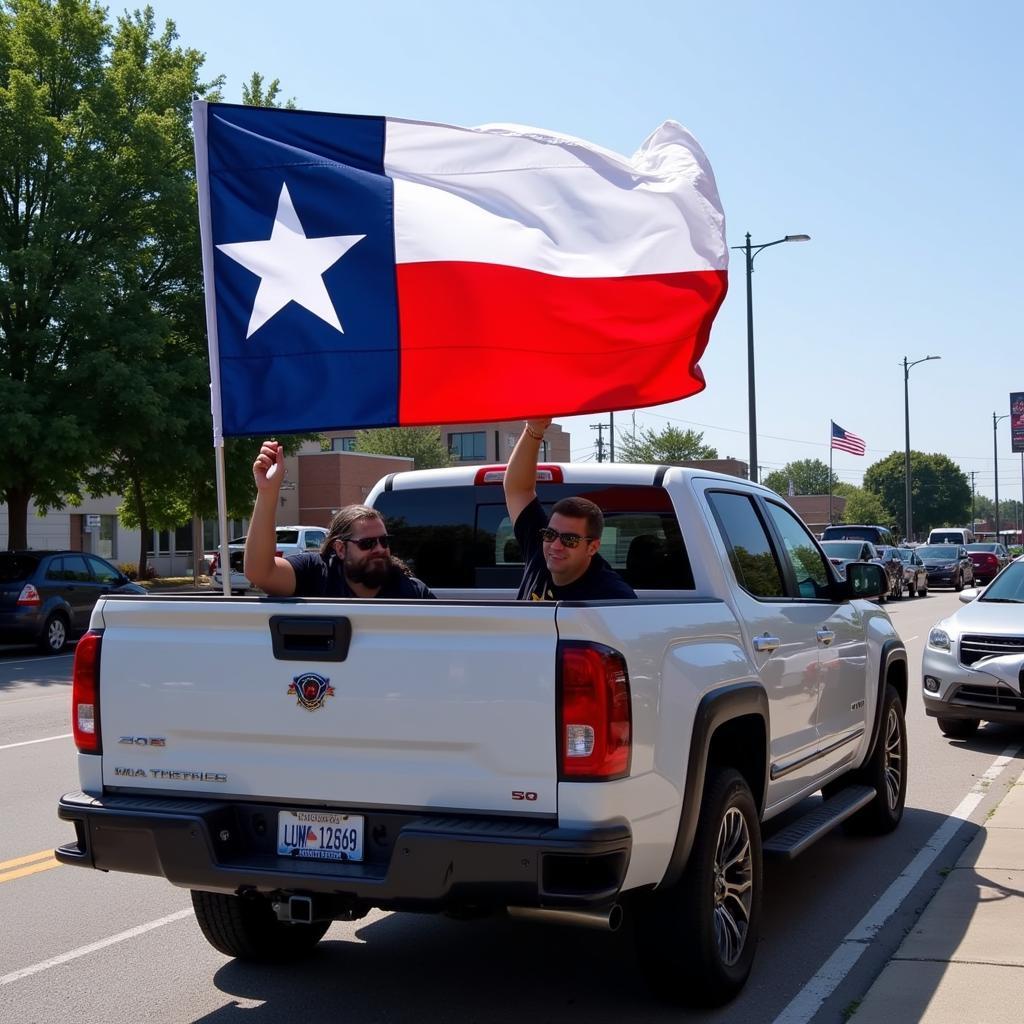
left=270, top=616, right=351, bottom=662
left=816, top=629, right=835, bottom=646
left=752, top=634, right=780, bottom=653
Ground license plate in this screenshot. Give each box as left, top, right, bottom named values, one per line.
left=277, top=810, right=364, bottom=862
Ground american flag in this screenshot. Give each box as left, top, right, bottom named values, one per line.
left=831, top=421, right=866, bottom=456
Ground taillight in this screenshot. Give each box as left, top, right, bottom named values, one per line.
left=558, top=641, right=631, bottom=780
left=17, top=583, right=41, bottom=606
left=72, top=631, right=102, bottom=754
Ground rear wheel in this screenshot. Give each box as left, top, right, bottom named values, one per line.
left=38, top=613, right=69, bottom=654
left=937, top=716, right=979, bottom=740
left=954, top=573, right=963, bottom=592
left=846, top=684, right=907, bottom=834
left=636, top=768, right=762, bottom=1006
left=918, top=576, right=928, bottom=596
left=190, top=891, right=330, bottom=961
left=907, top=576, right=917, bottom=598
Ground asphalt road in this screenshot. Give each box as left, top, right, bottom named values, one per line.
left=1, top=591, right=1021, bottom=1024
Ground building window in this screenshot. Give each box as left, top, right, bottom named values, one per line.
left=331, top=436, right=358, bottom=451
left=174, top=523, right=193, bottom=554
left=95, top=515, right=115, bottom=560
left=448, top=431, right=486, bottom=461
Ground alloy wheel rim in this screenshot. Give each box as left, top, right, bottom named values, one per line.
left=49, top=619, right=66, bottom=650
left=883, top=707, right=903, bottom=809
left=712, top=806, right=753, bottom=966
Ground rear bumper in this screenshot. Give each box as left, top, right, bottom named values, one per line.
left=56, top=791, right=631, bottom=911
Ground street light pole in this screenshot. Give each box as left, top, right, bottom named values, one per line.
left=902, top=355, right=941, bottom=542
left=994, top=412, right=1009, bottom=544
left=732, top=232, right=810, bottom=483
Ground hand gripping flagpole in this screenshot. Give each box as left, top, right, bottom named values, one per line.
left=193, top=100, right=232, bottom=597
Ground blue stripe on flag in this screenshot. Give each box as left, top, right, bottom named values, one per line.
left=206, top=105, right=400, bottom=435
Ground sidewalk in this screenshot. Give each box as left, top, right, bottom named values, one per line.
left=854, top=768, right=1024, bottom=1023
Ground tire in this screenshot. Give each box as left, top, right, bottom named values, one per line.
left=919, top=577, right=928, bottom=597
left=954, top=573, right=963, bottom=592
left=907, top=578, right=917, bottom=598
left=846, top=684, right=907, bottom=835
left=38, top=613, right=69, bottom=654
left=937, top=716, right=980, bottom=740
left=190, top=891, right=330, bottom=961
left=635, top=768, right=762, bottom=1006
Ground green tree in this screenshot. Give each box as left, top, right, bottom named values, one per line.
left=618, top=425, right=718, bottom=463
left=241, top=70, right=295, bottom=109
left=863, top=451, right=970, bottom=541
left=0, top=0, right=219, bottom=549
left=838, top=486, right=892, bottom=528
left=763, top=459, right=838, bottom=496
left=355, top=427, right=453, bottom=470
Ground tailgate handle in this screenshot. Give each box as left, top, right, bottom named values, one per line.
left=269, top=616, right=351, bottom=662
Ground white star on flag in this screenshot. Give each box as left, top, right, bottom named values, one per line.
left=216, top=183, right=365, bottom=339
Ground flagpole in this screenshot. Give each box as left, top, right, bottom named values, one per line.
left=829, top=421, right=834, bottom=525
left=193, top=100, right=232, bottom=597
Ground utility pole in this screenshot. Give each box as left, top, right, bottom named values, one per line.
left=591, top=422, right=607, bottom=463
left=970, top=471, right=976, bottom=532
left=609, top=412, right=615, bottom=462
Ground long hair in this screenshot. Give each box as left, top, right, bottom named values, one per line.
left=319, top=505, right=414, bottom=578
left=319, top=505, right=384, bottom=556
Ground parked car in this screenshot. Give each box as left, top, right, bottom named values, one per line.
left=820, top=523, right=897, bottom=547
left=915, top=544, right=975, bottom=591
left=965, top=543, right=1012, bottom=585
left=211, top=525, right=329, bottom=594
left=894, top=547, right=929, bottom=597
left=0, top=551, right=147, bottom=653
left=820, top=540, right=902, bottom=600
left=922, top=556, right=1024, bottom=738
left=927, top=527, right=976, bottom=546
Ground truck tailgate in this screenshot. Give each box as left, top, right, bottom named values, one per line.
left=94, top=598, right=559, bottom=815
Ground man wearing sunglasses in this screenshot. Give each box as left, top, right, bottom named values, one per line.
left=504, top=419, right=636, bottom=601
left=244, top=440, right=434, bottom=598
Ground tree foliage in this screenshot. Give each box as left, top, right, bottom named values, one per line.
left=617, top=425, right=718, bottom=464
left=0, top=0, right=220, bottom=550
left=862, top=451, right=970, bottom=540
left=355, top=427, right=454, bottom=470
left=763, top=459, right=839, bottom=496
left=838, top=485, right=891, bottom=528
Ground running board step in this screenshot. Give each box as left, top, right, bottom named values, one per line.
left=762, top=785, right=876, bottom=860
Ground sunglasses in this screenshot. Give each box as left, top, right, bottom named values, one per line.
left=342, top=535, right=391, bottom=551
left=539, top=527, right=594, bottom=549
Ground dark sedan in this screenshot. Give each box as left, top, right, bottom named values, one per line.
left=886, top=546, right=930, bottom=597
left=0, top=551, right=146, bottom=653
left=965, top=543, right=1011, bottom=585
left=914, top=544, right=975, bottom=591
left=820, top=540, right=903, bottom=600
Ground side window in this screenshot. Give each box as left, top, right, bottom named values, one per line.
left=86, top=556, right=119, bottom=584
left=765, top=502, right=832, bottom=599
left=63, top=555, right=91, bottom=582
left=707, top=492, right=785, bottom=599
left=45, top=557, right=65, bottom=582
left=305, top=531, right=326, bottom=550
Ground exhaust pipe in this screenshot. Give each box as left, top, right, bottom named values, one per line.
left=507, top=904, right=623, bottom=932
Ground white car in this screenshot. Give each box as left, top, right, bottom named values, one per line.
left=922, top=556, right=1024, bottom=738
left=212, top=525, right=328, bottom=593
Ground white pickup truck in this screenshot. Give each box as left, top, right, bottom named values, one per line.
left=56, top=463, right=907, bottom=1006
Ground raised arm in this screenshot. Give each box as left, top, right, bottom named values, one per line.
left=243, top=440, right=297, bottom=596
left=503, top=417, right=552, bottom=525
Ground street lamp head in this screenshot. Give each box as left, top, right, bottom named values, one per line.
left=784, top=234, right=811, bottom=242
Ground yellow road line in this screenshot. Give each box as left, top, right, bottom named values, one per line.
left=0, top=849, right=57, bottom=871
left=0, top=855, right=61, bottom=883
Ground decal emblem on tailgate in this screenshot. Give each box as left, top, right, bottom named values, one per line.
left=288, top=672, right=335, bottom=712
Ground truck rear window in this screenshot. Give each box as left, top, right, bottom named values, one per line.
left=374, top=483, right=694, bottom=590
left=0, top=554, right=39, bottom=582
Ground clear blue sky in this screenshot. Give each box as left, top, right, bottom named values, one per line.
left=155, top=0, right=1023, bottom=501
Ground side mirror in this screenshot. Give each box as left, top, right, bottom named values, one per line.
left=845, top=561, right=887, bottom=599
left=958, top=587, right=980, bottom=604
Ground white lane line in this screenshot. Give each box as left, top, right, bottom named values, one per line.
left=772, top=743, right=1023, bottom=1024
left=0, top=908, right=194, bottom=987
left=0, top=652, right=75, bottom=664
left=0, top=734, right=73, bottom=752
left=905, top=634, right=919, bottom=642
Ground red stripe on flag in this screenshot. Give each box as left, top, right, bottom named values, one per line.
left=395, top=263, right=727, bottom=425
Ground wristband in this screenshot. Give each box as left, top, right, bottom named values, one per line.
left=525, top=427, right=545, bottom=441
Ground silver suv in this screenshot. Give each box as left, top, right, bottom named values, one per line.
left=212, top=526, right=328, bottom=593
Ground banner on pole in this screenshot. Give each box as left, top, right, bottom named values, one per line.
left=1011, top=392, right=1024, bottom=453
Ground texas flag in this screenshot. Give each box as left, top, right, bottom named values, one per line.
left=193, top=102, right=728, bottom=437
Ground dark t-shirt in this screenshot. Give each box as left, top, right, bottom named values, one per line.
left=285, top=552, right=435, bottom=599
left=513, top=498, right=637, bottom=601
